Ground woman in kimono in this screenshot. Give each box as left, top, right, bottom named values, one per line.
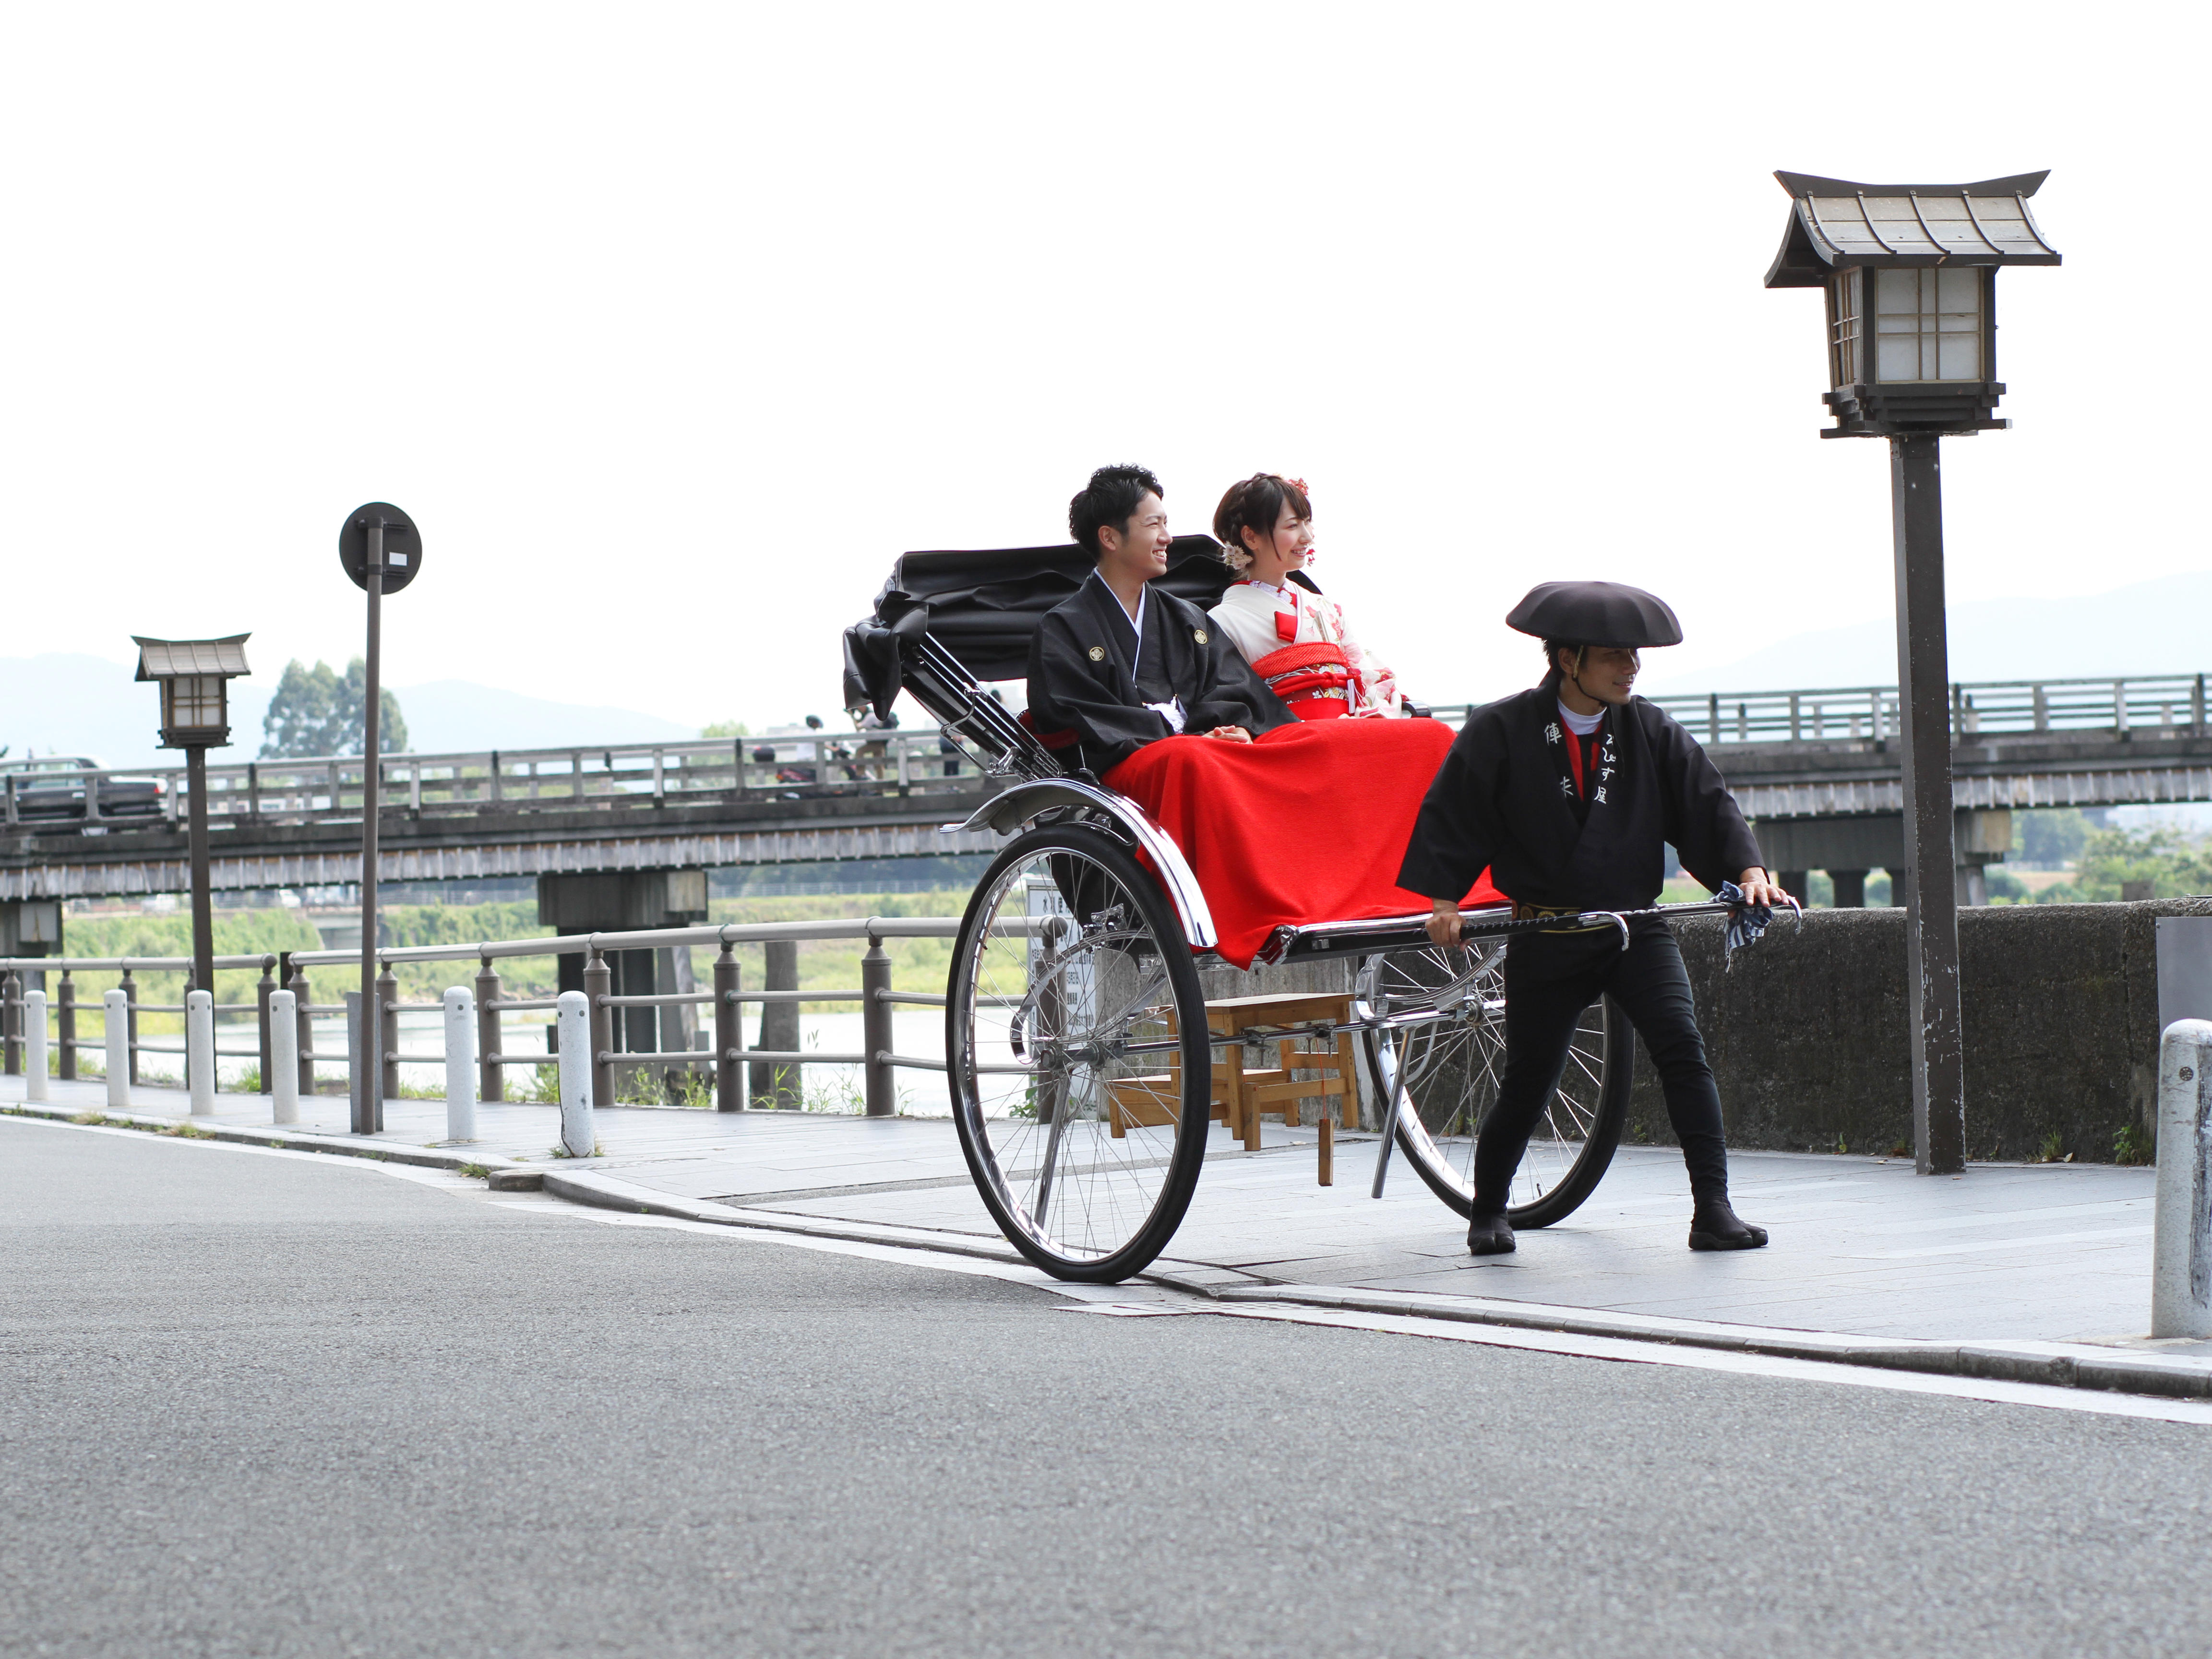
left=1206, top=474, right=1407, bottom=721
left=1398, top=581, right=1787, bottom=1258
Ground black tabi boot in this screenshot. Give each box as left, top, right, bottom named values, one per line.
left=1467, top=1211, right=1516, bottom=1256
left=1688, top=1197, right=1769, bottom=1251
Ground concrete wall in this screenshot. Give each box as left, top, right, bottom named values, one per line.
left=1627, top=899, right=2212, bottom=1163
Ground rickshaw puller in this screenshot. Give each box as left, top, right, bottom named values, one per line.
left=1397, top=581, right=1784, bottom=1257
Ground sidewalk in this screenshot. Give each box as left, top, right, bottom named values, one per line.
left=10, top=1071, right=2170, bottom=1343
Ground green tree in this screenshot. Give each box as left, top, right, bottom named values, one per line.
left=2042, top=825, right=2212, bottom=902
left=260, top=660, right=336, bottom=757
left=260, top=658, right=408, bottom=757
left=2083, top=826, right=2212, bottom=900
left=2013, top=808, right=2090, bottom=867
left=701, top=719, right=750, bottom=738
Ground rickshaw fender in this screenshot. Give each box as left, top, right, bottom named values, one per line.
left=950, top=780, right=1218, bottom=951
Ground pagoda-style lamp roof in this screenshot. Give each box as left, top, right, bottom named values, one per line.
left=133, top=635, right=252, bottom=681
left=1765, top=171, right=2060, bottom=289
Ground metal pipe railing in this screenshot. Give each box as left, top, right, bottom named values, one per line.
left=2, top=922, right=960, bottom=1120
left=1636, top=671, right=2212, bottom=746
left=0, top=728, right=1007, bottom=834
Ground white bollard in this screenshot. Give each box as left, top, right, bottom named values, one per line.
left=443, top=986, right=477, bottom=1143
left=270, top=989, right=299, bottom=1125
left=104, top=989, right=129, bottom=1109
left=24, top=989, right=47, bottom=1102
left=556, top=988, right=593, bottom=1158
left=186, top=989, right=215, bottom=1116
left=2152, top=1019, right=2212, bottom=1338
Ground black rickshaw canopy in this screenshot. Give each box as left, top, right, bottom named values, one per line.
left=841, top=534, right=1238, bottom=720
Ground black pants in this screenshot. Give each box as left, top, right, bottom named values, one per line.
left=1473, top=918, right=1729, bottom=1214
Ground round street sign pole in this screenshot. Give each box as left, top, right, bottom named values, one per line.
left=339, top=504, right=422, bottom=1135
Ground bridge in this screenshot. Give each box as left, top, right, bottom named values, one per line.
left=1652, top=673, right=2212, bottom=905
left=1, top=672, right=2206, bottom=930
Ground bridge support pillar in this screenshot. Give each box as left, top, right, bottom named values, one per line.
left=0, top=900, right=61, bottom=963
left=1830, top=869, right=1868, bottom=909
left=1777, top=870, right=1810, bottom=907
left=540, top=872, right=707, bottom=1103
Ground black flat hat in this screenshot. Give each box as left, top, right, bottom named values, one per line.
left=1506, top=581, right=1683, bottom=648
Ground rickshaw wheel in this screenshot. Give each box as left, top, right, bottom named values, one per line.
left=1354, top=944, right=1632, bottom=1228
left=946, top=822, right=1211, bottom=1282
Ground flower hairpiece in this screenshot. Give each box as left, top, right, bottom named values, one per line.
left=1285, top=476, right=1309, bottom=497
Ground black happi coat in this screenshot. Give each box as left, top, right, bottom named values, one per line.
left=1026, top=572, right=1294, bottom=776
left=1397, top=685, right=1762, bottom=911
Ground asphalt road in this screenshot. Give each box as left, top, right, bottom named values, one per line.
left=4, top=1118, right=2209, bottom=1659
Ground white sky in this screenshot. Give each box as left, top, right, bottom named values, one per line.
left=4, top=1, right=2203, bottom=735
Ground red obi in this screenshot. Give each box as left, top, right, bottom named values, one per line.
left=1253, top=641, right=1355, bottom=721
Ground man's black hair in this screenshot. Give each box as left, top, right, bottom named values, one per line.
left=1542, top=637, right=1578, bottom=685
left=1069, top=464, right=1164, bottom=559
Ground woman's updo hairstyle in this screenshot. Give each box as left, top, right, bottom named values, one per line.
left=1212, top=473, right=1312, bottom=573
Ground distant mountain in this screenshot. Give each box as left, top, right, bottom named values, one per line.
left=0, top=655, right=695, bottom=768
left=1640, top=572, right=2212, bottom=696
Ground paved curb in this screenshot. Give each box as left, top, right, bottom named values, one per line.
left=0, top=1100, right=533, bottom=1176
left=16, top=1102, right=2210, bottom=1404
left=539, top=1168, right=1038, bottom=1266
left=538, top=1167, right=2212, bottom=1405
left=1186, top=1282, right=2212, bottom=1402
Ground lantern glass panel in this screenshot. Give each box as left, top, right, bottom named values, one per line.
left=1872, top=267, right=1982, bottom=383
left=1829, top=268, right=1864, bottom=386
left=162, top=674, right=227, bottom=734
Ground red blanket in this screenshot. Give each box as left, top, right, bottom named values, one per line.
left=1103, top=719, right=1502, bottom=969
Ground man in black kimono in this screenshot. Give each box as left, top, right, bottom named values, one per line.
left=1398, top=581, right=1785, bottom=1256
left=1027, top=464, right=1293, bottom=778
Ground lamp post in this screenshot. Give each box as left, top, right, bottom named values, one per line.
left=132, top=635, right=252, bottom=1080
left=1765, top=170, right=2061, bottom=1174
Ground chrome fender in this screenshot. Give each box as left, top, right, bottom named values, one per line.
left=948, top=779, right=1217, bottom=951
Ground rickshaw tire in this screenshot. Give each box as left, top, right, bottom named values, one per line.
left=945, top=821, right=1211, bottom=1284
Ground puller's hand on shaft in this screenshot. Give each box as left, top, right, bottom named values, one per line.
left=1425, top=898, right=1464, bottom=949
left=1735, top=867, right=1790, bottom=909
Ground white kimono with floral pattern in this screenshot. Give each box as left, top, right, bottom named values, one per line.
left=1207, top=578, right=1406, bottom=719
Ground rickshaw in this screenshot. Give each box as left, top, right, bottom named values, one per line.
left=843, top=536, right=1739, bottom=1283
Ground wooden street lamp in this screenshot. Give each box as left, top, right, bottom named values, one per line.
left=134, top=634, right=252, bottom=1079
left=1765, top=171, right=2061, bottom=1174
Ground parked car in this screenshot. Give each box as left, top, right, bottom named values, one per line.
left=0, top=756, right=166, bottom=825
